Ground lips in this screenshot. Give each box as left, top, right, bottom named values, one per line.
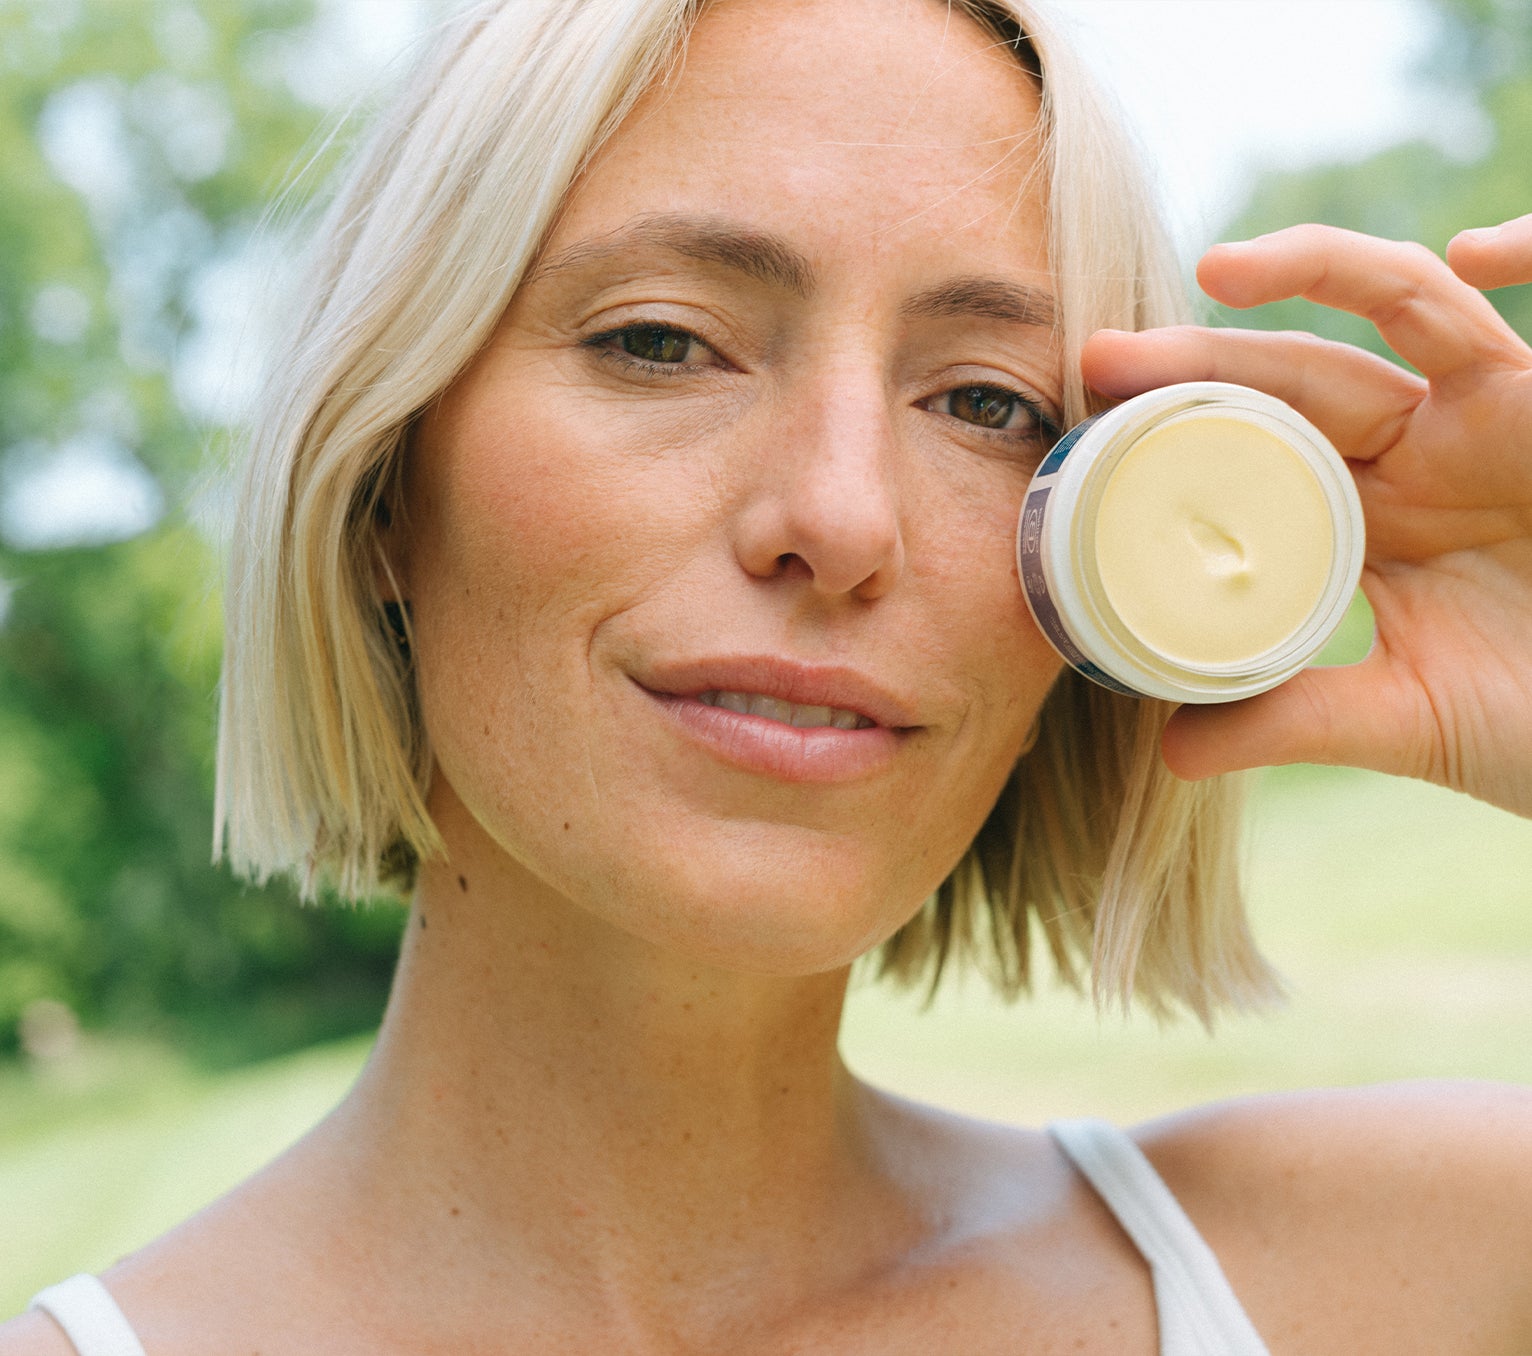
left=635, top=655, right=921, bottom=731
left=631, top=655, right=919, bottom=783
left=695, top=690, right=873, bottom=730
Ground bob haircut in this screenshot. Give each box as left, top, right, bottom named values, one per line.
left=216, top=0, right=1279, bottom=1023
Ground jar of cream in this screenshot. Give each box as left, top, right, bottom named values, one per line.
left=1017, top=381, right=1365, bottom=703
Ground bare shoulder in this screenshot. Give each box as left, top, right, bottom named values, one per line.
left=1139, top=1078, right=1532, bottom=1204
left=1136, top=1081, right=1532, bottom=1354
left=0, top=1309, right=76, bottom=1356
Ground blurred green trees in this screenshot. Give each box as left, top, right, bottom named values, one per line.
left=1220, top=0, right=1532, bottom=347
left=0, top=0, right=405, bottom=1063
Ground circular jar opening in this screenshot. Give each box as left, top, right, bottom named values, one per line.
left=1017, top=382, right=1365, bottom=703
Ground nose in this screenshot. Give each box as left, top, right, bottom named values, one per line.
left=732, top=366, right=905, bottom=601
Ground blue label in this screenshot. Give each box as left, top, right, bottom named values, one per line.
left=1033, top=410, right=1105, bottom=480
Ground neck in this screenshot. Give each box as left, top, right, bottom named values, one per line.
left=311, top=807, right=924, bottom=1342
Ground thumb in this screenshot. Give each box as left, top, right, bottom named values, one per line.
left=1161, top=652, right=1420, bottom=781
left=1446, top=213, right=1532, bottom=291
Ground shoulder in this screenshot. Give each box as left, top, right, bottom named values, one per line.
left=1138, top=1078, right=1532, bottom=1207
left=1136, top=1079, right=1532, bottom=1228
left=1135, top=1081, right=1532, bottom=1354
left=0, top=1309, right=76, bottom=1356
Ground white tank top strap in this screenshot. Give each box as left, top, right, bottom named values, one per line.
left=1048, top=1118, right=1271, bottom=1356
left=29, top=1274, right=147, bottom=1356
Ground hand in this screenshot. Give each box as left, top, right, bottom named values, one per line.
left=1080, top=216, right=1532, bottom=819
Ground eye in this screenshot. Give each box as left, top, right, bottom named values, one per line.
left=943, top=385, right=1029, bottom=430
left=928, top=384, right=1058, bottom=441
left=587, top=323, right=710, bottom=367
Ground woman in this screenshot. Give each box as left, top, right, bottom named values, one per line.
left=8, top=0, right=1532, bottom=1351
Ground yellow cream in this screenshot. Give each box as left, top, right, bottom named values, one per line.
left=1092, top=413, right=1334, bottom=667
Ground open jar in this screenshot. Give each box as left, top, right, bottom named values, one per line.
left=1017, top=381, right=1365, bottom=703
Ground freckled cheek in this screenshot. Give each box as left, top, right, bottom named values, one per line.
left=403, top=410, right=694, bottom=831
left=956, top=610, right=1060, bottom=758
left=913, top=493, right=1062, bottom=751
left=421, top=406, right=705, bottom=615
left=405, top=396, right=724, bottom=761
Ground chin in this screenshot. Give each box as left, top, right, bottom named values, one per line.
left=611, top=896, right=903, bottom=979
left=571, top=825, right=936, bottom=978
left=426, top=760, right=960, bottom=978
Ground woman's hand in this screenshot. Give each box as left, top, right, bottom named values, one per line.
left=1080, top=216, right=1532, bottom=819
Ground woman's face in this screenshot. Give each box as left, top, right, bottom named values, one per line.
left=402, top=0, right=1065, bottom=973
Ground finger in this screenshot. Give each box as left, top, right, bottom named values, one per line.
left=1446, top=213, right=1532, bottom=290
left=1160, top=648, right=1428, bottom=783
left=1197, top=225, right=1526, bottom=380
left=1082, top=324, right=1421, bottom=462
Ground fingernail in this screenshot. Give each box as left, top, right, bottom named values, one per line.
left=1461, top=225, right=1502, bottom=243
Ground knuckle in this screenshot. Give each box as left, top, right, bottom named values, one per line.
left=1395, top=239, right=1443, bottom=271
left=1286, top=222, right=1338, bottom=248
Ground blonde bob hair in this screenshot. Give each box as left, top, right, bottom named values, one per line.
left=216, top=0, right=1278, bottom=1023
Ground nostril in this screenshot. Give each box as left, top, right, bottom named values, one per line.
left=731, top=439, right=905, bottom=596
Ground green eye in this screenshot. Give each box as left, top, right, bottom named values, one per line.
left=948, top=385, right=1020, bottom=429
left=618, top=325, right=695, bottom=363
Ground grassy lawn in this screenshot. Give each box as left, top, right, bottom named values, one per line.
left=0, top=1036, right=372, bottom=1318
left=847, top=762, right=1532, bottom=1123
left=4, top=763, right=1532, bottom=1319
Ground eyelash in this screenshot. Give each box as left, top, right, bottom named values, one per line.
left=582, top=322, right=719, bottom=377
left=926, top=386, right=1061, bottom=446
left=583, top=321, right=1061, bottom=445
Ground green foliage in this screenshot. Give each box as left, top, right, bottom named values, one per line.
left=0, top=0, right=404, bottom=1064
left=1215, top=0, right=1532, bottom=349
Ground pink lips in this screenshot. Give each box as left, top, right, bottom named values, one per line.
left=634, top=656, right=919, bottom=783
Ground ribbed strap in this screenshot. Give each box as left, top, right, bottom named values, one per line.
left=1049, top=1119, right=1270, bottom=1356
left=29, top=1274, right=147, bottom=1356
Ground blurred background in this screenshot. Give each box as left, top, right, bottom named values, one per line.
left=1, top=0, right=1530, bottom=1318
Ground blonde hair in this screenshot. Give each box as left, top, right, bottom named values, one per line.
left=216, top=0, right=1278, bottom=1022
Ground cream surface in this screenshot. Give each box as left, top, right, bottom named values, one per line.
left=1093, top=413, right=1334, bottom=667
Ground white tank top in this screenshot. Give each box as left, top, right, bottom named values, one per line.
left=27, top=1275, right=145, bottom=1356
left=1049, top=1118, right=1271, bottom=1355
left=31, top=1118, right=1268, bottom=1356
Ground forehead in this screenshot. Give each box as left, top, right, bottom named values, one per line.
left=551, top=0, right=1047, bottom=278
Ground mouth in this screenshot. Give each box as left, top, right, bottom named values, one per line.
left=694, top=690, right=876, bottom=731
left=631, top=657, right=919, bottom=783
left=636, top=655, right=920, bottom=729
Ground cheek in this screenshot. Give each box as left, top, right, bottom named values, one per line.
left=910, top=461, right=1060, bottom=704
left=408, top=377, right=707, bottom=659
left=400, top=388, right=694, bottom=833
left=891, top=472, right=1064, bottom=864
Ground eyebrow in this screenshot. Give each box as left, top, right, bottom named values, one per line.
left=525, top=212, right=1057, bottom=330
left=526, top=212, right=816, bottom=296
left=900, top=277, right=1056, bottom=328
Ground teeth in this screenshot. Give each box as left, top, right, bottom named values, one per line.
left=697, top=690, right=872, bottom=730
left=790, top=704, right=834, bottom=728
left=748, top=694, right=794, bottom=723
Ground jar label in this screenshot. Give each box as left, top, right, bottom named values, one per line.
left=1034, top=409, right=1103, bottom=478
left=1018, top=483, right=1143, bottom=698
